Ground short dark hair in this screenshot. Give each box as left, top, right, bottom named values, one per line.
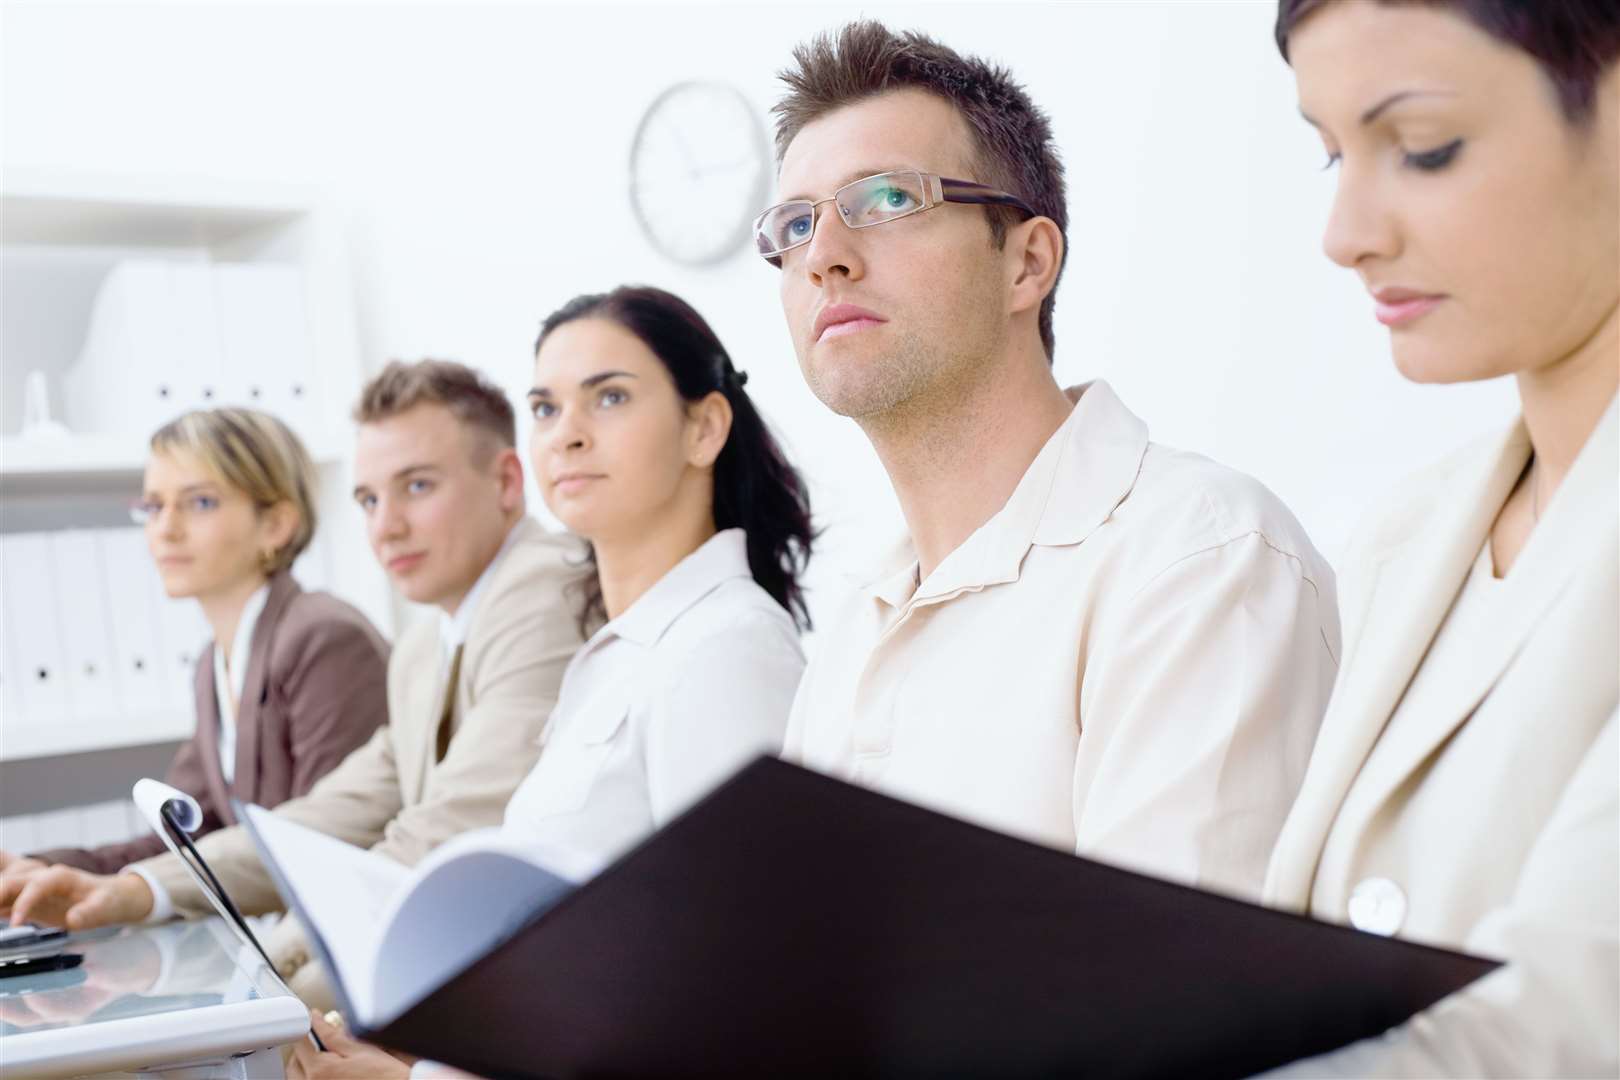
left=1275, top=0, right=1620, bottom=123
left=773, top=20, right=1068, bottom=360
left=353, top=358, right=516, bottom=459
left=536, top=286, right=816, bottom=633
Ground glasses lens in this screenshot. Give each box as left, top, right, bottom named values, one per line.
left=129, top=500, right=155, bottom=526
left=836, top=172, right=928, bottom=228
left=755, top=202, right=816, bottom=258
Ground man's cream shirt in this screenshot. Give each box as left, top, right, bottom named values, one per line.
left=785, top=380, right=1341, bottom=901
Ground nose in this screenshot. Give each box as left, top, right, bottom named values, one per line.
left=369, top=493, right=407, bottom=547
left=549, top=404, right=592, bottom=456
left=804, top=200, right=864, bottom=287
left=1321, top=160, right=1398, bottom=270
left=155, top=502, right=184, bottom=540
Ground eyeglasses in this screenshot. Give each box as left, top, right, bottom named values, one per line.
left=129, top=492, right=227, bottom=526
left=753, top=170, right=1039, bottom=266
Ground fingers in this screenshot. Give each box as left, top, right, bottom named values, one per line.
left=310, top=1007, right=358, bottom=1053
left=7, top=866, right=85, bottom=927
left=0, top=874, right=30, bottom=920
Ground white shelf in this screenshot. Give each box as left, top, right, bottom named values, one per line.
left=1, top=432, right=343, bottom=480
left=2, top=168, right=313, bottom=249
left=0, top=714, right=195, bottom=762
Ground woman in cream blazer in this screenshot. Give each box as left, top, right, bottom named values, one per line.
left=1265, top=1, right=1618, bottom=1076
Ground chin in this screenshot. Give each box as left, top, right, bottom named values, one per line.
left=1390, top=340, right=1507, bottom=386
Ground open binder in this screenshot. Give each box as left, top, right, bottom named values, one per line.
left=242, top=756, right=1498, bottom=1079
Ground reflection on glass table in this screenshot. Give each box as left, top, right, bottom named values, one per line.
left=0, top=919, right=309, bottom=1079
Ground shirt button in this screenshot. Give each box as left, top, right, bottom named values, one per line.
left=1347, top=876, right=1407, bottom=936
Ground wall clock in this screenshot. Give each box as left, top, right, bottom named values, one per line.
left=629, top=81, right=772, bottom=267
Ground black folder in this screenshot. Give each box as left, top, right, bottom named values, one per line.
left=291, top=757, right=1499, bottom=1078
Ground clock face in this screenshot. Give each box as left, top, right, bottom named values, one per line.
left=629, top=81, right=771, bottom=267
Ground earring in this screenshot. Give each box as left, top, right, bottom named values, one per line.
left=258, top=549, right=277, bottom=573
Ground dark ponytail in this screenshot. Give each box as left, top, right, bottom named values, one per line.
left=535, top=286, right=816, bottom=633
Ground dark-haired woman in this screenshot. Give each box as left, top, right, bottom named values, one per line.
left=494, top=285, right=813, bottom=860
left=1261, top=1, right=1617, bottom=1075
left=290, top=287, right=815, bottom=1080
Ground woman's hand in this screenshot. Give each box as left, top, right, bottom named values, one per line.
left=0, top=850, right=46, bottom=878
left=0, top=867, right=154, bottom=929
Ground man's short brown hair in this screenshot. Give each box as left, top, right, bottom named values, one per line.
left=774, top=20, right=1069, bottom=359
left=353, top=359, right=516, bottom=461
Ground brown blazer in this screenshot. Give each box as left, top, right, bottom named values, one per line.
left=33, top=570, right=390, bottom=873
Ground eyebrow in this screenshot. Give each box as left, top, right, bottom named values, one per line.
left=1300, top=89, right=1457, bottom=129
left=528, top=370, right=638, bottom=398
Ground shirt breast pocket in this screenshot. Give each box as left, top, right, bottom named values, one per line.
left=524, top=695, right=631, bottom=819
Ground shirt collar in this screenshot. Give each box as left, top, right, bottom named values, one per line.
left=863, top=379, right=1150, bottom=609
left=440, top=518, right=526, bottom=655
left=596, top=528, right=754, bottom=649
left=217, top=582, right=271, bottom=702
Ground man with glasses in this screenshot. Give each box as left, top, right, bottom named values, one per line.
left=764, top=22, right=1341, bottom=900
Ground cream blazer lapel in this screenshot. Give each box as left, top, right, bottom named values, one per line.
left=392, top=615, right=441, bottom=807
left=1264, top=419, right=1529, bottom=910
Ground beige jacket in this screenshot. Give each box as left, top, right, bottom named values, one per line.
left=135, top=517, right=587, bottom=1003
left=1262, top=398, right=1618, bottom=1078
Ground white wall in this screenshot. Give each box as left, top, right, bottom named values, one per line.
left=2, top=1, right=1519, bottom=642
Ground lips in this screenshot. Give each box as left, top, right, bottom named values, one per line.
left=552, top=472, right=605, bottom=495
left=1370, top=286, right=1447, bottom=328
left=386, top=552, right=426, bottom=574
left=813, top=303, right=887, bottom=343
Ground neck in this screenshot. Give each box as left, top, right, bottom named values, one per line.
left=860, top=339, right=1073, bottom=580
left=594, top=497, right=717, bottom=622
left=437, top=512, right=522, bottom=618
left=1516, top=300, right=1619, bottom=497
left=198, top=573, right=270, bottom=667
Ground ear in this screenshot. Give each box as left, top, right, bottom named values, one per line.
left=492, top=446, right=526, bottom=513
left=685, top=391, right=734, bottom=470
left=259, top=501, right=301, bottom=559
left=1005, top=215, right=1064, bottom=321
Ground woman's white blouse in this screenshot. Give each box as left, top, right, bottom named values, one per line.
left=501, top=528, right=805, bottom=865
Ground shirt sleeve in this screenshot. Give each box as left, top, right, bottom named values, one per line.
left=644, top=614, right=805, bottom=825
left=124, top=862, right=177, bottom=923
left=1258, top=713, right=1618, bottom=1078
left=1074, top=531, right=1339, bottom=901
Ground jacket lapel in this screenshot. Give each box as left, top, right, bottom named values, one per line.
left=1265, top=420, right=1529, bottom=909
left=1340, top=398, right=1618, bottom=825
left=192, top=647, right=234, bottom=819
left=230, top=573, right=298, bottom=812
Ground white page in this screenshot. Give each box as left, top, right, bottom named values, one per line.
left=241, top=805, right=409, bottom=1022
left=370, top=829, right=592, bottom=1022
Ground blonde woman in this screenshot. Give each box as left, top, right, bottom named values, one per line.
left=1264, top=1, right=1617, bottom=1075
left=0, top=408, right=390, bottom=884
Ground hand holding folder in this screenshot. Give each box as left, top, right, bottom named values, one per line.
left=242, top=757, right=1498, bottom=1079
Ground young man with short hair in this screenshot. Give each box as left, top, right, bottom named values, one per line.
left=763, top=23, right=1340, bottom=900
left=3, top=360, right=587, bottom=1007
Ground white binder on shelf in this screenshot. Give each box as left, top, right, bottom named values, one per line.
left=97, top=527, right=178, bottom=720
left=63, top=260, right=185, bottom=436
left=171, top=262, right=227, bottom=414
left=50, top=530, right=123, bottom=723
left=0, top=533, right=73, bottom=725
left=214, top=263, right=318, bottom=436
left=0, top=588, right=21, bottom=727
left=155, top=586, right=211, bottom=713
